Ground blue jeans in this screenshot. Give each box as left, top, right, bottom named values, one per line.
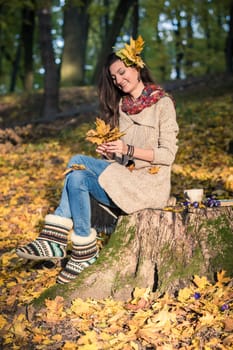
left=55, top=155, right=117, bottom=237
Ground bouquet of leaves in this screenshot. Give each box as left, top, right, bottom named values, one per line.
left=86, top=117, right=125, bottom=145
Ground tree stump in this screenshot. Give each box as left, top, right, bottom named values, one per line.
left=48, top=204, right=233, bottom=303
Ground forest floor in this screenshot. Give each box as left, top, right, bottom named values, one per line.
left=0, top=73, right=233, bottom=349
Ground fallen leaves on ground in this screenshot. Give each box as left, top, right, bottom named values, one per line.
left=1, top=270, right=233, bottom=349
left=0, top=88, right=233, bottom=349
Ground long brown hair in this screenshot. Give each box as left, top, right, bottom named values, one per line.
left=98, top=52, right=155, bottom=127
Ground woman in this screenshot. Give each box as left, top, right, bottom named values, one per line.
left=16, top=36, right=179, bottom=284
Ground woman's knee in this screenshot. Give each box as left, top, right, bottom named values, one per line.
left=68, top=154, right=85, bottom=168
left=66, top=170, right=86, bottom=189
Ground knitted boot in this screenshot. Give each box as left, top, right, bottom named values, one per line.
left=57, top=228, right=98, bottom=284
left=16, top=214, right=73, bottom=260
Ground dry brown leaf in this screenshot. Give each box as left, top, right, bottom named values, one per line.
left=223, top=318, right=233, bottom=332
left=127, top=163, right=135, bottom=172
left=63, top=163, right=86, bottom=176
left=126, top=297, right=150, bottom=310
left=125, top=160, right=135, bottom=172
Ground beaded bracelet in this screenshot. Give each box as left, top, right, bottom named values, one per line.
left=127, top=144, right=134, bottom=158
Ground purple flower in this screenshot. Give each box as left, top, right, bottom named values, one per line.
left=193, top=202, right=199, bottom=208
left=220, top=304, right=229, bottom=311
left=194, top=292, right=201, bottom=300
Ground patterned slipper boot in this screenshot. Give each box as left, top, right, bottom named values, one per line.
left=16, top=215, right=73, bottom=260
left=57, top=228, right=98, bottom=284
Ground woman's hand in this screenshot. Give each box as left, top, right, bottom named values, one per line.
left=96, top=143, right=113, bottom=159
left=97, top=141, right=154, bottom=162
left=96, top=140, right=127, bottom=158
left=104, top=140, right=127, bottom=155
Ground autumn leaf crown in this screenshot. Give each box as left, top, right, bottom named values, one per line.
left=114, top=35, right=145, bottom=68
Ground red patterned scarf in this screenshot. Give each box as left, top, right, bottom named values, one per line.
left=121, top=84, right=168, bottom=115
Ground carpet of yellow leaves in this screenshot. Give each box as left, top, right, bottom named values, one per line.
left=1, top=272, right=233, bottom=349
left=0, top=89, right=233, bottom=349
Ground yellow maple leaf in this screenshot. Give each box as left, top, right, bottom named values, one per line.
left=128, top=310, right=153, bottom=331
left=116, top=36, right=145, bottom=68
left=11, top=314, right=29, bottom=339
left=216, top=270, right=231, bottom=286
left=0, top=314, right=7, bottom=329
left=106, top=126, right=125, bottom=142
left=63, top=163, right=86, bottom=176
left=86, top=117, right=125, bottom=145
left=134, top=35, right=145, bottom=55
left=33, top=334, right=46, bottom=343
left=193, top=275, right=211, bottom=289
left=151, top=306, right=177, bottom=329
left=130, top=341, right=140, bottom=350
left=148, top=166, right=160, bottom=174
left=6, top=281, right=17, bottom=288
left=44, top=296, right=65, bottom=323
left=62, top=342, right=79, bottom=350
left=70, top=298, right=92, bottom=315
left=41, top=338, right=54, bottom=345
left=177, top=287, right=193, bottom=303
left=52, top=334, right=63, bottom=341
left=77, top=330, right=98, bottom=346
left=6, top=292, right=18, bottom=306
left=198, top=311, right=215, bottom=326
left=1, top=252, right=15, bottom=266
left=96, top=117, right=111, bottom=136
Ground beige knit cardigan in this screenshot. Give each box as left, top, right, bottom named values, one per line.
left=98, top=96, right=179, bottom=214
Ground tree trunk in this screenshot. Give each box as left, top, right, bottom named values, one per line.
left=9, top=40, right=21, bottom=92
left=21, top=3, right=35, bottom=91
left=92, top=0, right=135, bottom=84
left=225, top=1, right=233, bottom=73
left=131, top=0, right=139, bottom=39
left=201, top=0, right=211, bottom=74
left=38, top=5, right=59, bottom=119
left=173, top=9, right=183, bottom=80
left=103, top=0, right=110, bottom=39
left=35, top=204, right=233, bottom=305
left=60, top=0, right=91, bottom=86
left=185, top=9, right=194, bottom=77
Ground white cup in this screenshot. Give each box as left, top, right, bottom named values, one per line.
left=184, top=188, right=204, bottom=203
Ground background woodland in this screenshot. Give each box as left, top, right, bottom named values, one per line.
left=0, top=0, right=233, bottom=119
